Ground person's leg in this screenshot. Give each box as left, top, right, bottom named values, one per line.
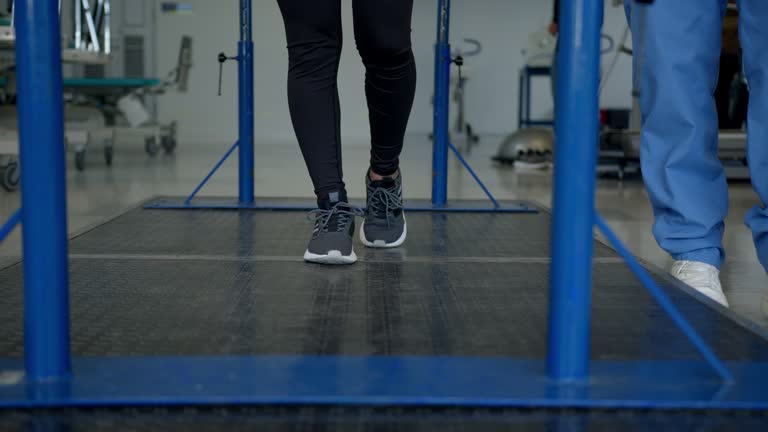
left=276, top=0, right=346, bottom=202
left=626, top=0, right=730, bottom=306
left=352, top=0, right=415, bottom=248
left=626, top=0, right=728, bottom=268
left=737, top=0, right=768, bottom=273
left=352, top=0, right=416, bottom=178
left=277, top=0, right=358, bottom=264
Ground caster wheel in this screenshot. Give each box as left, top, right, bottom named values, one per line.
left=466, top=125, right=479, bottom=143
left=104, top=146, right=114, bottom=166
left=161, top=136, right=177, bottom=154
left=75, top=150, right=86, bottom=172
left=145, top=136, right=159, bottom=157
left=0, top=161, right=20, bottom=192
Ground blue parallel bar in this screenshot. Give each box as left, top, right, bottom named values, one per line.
left=547, top=0, right=603, bottom=381
left=431, top=0, right=451, bottom=208
left=238, top=0, right=255, bottom=205
left=594, top=213, right=735, bottom=383
left=15, top=0, right=71, bottom=380
left=0, top=208, right=21, bottom=244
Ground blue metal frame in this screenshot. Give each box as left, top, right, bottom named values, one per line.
left=2, top=357, right=767, bottom=409
left=4, top=0, right=768, bottom=411
left=14, top=0, right=71, bottom=382
left=238, top=0, right=255, bottom=205
left=185, top=141, right=239, bottom=205
left=518, top=67, right=556, bottom=129
left=546, top=0, right=602, bottom=382
left=595, top=214, right=734, bottom=383
left=0, top=208, right=21, bottom=244
left=431, top=0, right=451, bottom=208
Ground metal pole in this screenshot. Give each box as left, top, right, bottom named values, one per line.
left=431, top=0, right=451, bottom=207
left=238, top=0, right=255, bottom=204
left=547, top=0, right=602, bottom=381
left=15, top=0, right=71, bottom=380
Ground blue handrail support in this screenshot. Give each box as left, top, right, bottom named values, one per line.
left=547, top=0, right=603, bottom=382
left=15, top=0, right=72, bottom=381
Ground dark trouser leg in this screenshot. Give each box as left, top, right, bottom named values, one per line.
left=277, top=0, right=345, bottom=199
left=352, top=0, right=417, bottom=177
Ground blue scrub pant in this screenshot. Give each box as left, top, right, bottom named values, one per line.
left=625, top=0, right=768, bottom=272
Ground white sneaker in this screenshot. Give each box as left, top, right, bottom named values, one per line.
left=669, top=261, right=729, bottom=308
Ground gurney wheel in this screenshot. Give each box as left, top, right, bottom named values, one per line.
left=161, top=136, right=177, bottom=155
left=145, top=137, right=159, bottom=157
left=104, top=146, right=113, bottom=167
left=75, top=150, right=86, bottom=172
left=0, top=161, right=20, bottom=192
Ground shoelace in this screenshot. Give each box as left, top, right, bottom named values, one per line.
left=367, top=184, right=403, bottom=229
left=676, top=262, right=717, bottom=288
left=307, top=203, right=364, bottom=236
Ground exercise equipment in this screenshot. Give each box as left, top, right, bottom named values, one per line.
left=1, top=0, right=767, bottom=429
left=493, top=127, right=553, bottom=166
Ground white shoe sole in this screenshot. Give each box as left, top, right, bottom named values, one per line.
left=360, top=216, right=407, bottom=249
left=303, top=249, right=357, bottom=265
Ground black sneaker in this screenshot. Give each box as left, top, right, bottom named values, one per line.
left=304, top=193, right=362, bottom=265
left=361, top=171, right=407, bottom=248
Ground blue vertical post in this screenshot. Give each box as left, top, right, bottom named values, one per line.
left=431, top=0, right=451, bottom=207
left=238, top=0, right=255, bottom=204
left=547, top=0, right=603, bottom=381
left=15, top=0, right=71, bottom=380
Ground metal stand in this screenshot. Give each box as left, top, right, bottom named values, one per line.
left=237, top=0, right=255, bottom=205
left=15, top=0, right=71, bottom=381
left=546, top=0, right=602, bottom=382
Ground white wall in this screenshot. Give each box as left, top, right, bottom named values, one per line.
left=155, top=0, right=633, bottom=145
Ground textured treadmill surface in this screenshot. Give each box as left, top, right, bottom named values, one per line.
left=66, top=207, right=616, bottom=258
left=0, top=206, right=766, bottom=362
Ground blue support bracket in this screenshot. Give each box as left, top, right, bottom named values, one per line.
left=0, top=208, right=21, bottom=244
left=185, top=141, right=240, bottom=205
left=595, top=213, right=735, bottom=383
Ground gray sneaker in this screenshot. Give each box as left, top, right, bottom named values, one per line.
left=361, top=171, right=407, bottom=248
left=304, top=201, right=363, bottom=265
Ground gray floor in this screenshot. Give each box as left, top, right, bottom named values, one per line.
left=0, top=134, right=765, bottom=327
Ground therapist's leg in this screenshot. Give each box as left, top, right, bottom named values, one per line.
left=626, top=0, right=730, bottom=306
left=737, top=0, right=768, bottom=313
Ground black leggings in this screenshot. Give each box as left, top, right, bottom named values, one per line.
left=277, top=0, right=416, bottom=199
